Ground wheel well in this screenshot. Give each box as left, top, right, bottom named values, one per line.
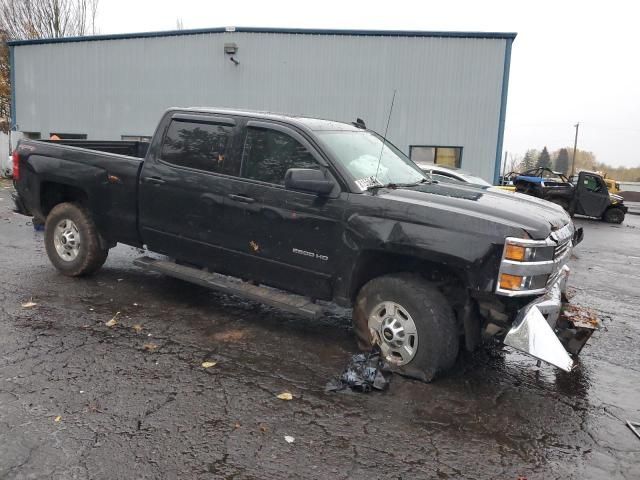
left=349, top=250, right=465, bottom=302
left=40, top=182, right=88, bottom=217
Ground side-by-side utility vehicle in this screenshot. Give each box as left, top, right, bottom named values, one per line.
left=511, top=167, right=627, bottom=223
left=12, top=108, right=592, bottom=381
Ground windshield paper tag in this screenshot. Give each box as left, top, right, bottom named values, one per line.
left=354, top=176, right=383, bottom=191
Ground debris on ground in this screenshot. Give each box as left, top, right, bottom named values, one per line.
left=132, top=324, right=143, bottom=333
left=105, top=312, right=120, bottom=327
left=142, top=343, right=158, bottom=352
left=284, top=435, right=295, bottom=444
left=54, top=416, right=62, bottom=422
left=201, top=361, right=217, bottom=368
left=21, top=300, right=37, bottom=308
left=557, top=304, right=600, bottom=355
left=326, top=350, right=391, bottom=393
left=627, top=420, right=640, bottom=440
left=276, top=392, right=293, bottom=401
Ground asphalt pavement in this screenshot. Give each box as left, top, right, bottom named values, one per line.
left=1, top=178, right=639, bottom=479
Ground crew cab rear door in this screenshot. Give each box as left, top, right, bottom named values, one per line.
left=138, top=113, right=242, bottom=263
left=575, top=172, right=610, bottom=217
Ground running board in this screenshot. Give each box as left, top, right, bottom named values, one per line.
left=133, top=256, right=324, bottom=319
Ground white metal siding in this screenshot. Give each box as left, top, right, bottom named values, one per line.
left=13, top=32, right=507, bottom=181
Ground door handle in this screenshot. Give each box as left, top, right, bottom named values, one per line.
left=144, top=176, right=166, bottom=185
left=228, top=194, right=255, bottom=204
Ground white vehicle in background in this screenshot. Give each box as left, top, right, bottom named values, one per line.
left=415, top=163, right=492, bottom=187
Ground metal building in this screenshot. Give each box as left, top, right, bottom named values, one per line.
left=8, top=27, right=515, bottom=182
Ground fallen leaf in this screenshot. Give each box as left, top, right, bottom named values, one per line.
left=259, top=424, right=268, bottom=433
left=276, top=392, right=293, bottom=401
left=142, top=343, right=158, bottom=352
left=284, top=435, right=295, bottom=444
left=201, top=361, right=217, bottom=369
left=54, top=416, right=62, bottom=422
left=21, top=301, right=37, bottom=308
left=234, top=422, right=241, bottom=429
left=132, top=324, right=143, bottom=333
left=105, top=312, right=120, bottom=327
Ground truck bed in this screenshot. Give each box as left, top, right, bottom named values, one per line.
left=14, top=139, right=145, bottom=247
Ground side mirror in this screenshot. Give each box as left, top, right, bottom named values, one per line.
left=284, top=168, right=335, bottom=196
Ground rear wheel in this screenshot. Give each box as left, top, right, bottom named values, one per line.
left=352, top=273, right=459, bottom=382
left=44, top=202, right=108, bottom=276
left=603, top=207, right=625, bottom=224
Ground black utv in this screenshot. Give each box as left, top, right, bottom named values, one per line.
left=511, top=168, right=627, bottom=223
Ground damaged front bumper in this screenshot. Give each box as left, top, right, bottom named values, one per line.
left=503, top=265, right=596, bottom=372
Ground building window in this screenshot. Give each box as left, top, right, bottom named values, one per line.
left=410, top=146, right=462, bottom=168
left=50, top=133, right=87, bottom=139
left=160, top=119, right=234, bottom=174
left=22, top=132, right=41, bottom=140
left=241, top=127, right=319, bottom=185
left=121, top=135, right=152, bottom=142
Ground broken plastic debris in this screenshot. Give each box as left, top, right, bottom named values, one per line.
left=21, top=301, right=37, bottom=308
left=201, top=361, right=217, bottom=368
left=105, top=312, right=120, bottom=327
left=627, top=420, right=640, bottom=440
left=54, top=416, right=62, bottom=422
left=276, top=392, right=293, bottom=401
left=284, top=435, right=295, bottom=444
left=326, top=350, right=391, bottom=393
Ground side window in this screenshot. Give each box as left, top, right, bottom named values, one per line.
left=161, top=120, right=235, bottom=174
left=583, top=175, right=603, bottom=193
left=241, top=128, right=318, bottom=185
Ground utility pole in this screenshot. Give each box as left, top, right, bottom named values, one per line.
left=501, top=150, right=508, bottom=185
left=570, top=122, right=580, bottom=178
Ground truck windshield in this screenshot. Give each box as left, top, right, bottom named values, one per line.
left=317, top=131, right=426, bottom=190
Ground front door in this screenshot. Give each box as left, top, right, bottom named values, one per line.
left=574, top=172, right=610, bottom=217
left=139, top=113, right=242, bottom=266
left=221, top=121, right=347, bottom=300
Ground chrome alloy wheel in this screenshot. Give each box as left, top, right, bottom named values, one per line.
left=53, top=219, right=81, bottom=261
left=368, top=301, right=418, bottom=366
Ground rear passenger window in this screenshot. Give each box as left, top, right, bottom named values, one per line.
left=161, top=120, right=235, bottom=174
left=241, top=128, right=318, bottom=185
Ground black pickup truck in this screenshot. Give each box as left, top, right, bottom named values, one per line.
left=12, top=108, right=589, bottom=381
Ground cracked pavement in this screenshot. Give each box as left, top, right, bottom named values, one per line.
left=1, top=179, right=639, bottom=479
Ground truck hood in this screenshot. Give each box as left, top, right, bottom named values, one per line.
left=375, top=182, right=570, bottom=240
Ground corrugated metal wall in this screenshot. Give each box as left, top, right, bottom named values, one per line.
left=13, top=31, right=508, bottom=181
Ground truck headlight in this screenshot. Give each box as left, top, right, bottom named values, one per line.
left=503, top=241, right=554, bottom=262
left=504, top=244, right=525, bottom=261
left=500, top=273, right=549, bottom=291
left=496, top=226, right=574, bottom=296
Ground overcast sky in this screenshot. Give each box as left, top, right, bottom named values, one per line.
left=97, top=0, right=639, bottom=168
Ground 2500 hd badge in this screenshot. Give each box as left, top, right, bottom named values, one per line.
left=293, top=248, right=329, bottom=261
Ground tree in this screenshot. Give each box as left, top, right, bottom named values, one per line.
left=537, top=146, right=551, bottom=169
left=521, top=149, right=538, bottom=171
left=0, top=0, right=98, bottom=39
left=0, top=0, right=98, bottom=131
left=554, top=148, right=569, bottom=175
left=0, top=30, right=9, bottom=129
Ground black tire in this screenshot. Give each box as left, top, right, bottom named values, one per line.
left=352, top=273, right=459, bottom=382
left=603, top=207, right=625, bottom=224
left=44, top=202, right=108, bottom=276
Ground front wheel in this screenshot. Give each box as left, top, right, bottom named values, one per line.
left=603, top=207, right=625, bottom=224
left=44, top=202, right=109, bottom=276
left=352, top=273, right=459, bottom=382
